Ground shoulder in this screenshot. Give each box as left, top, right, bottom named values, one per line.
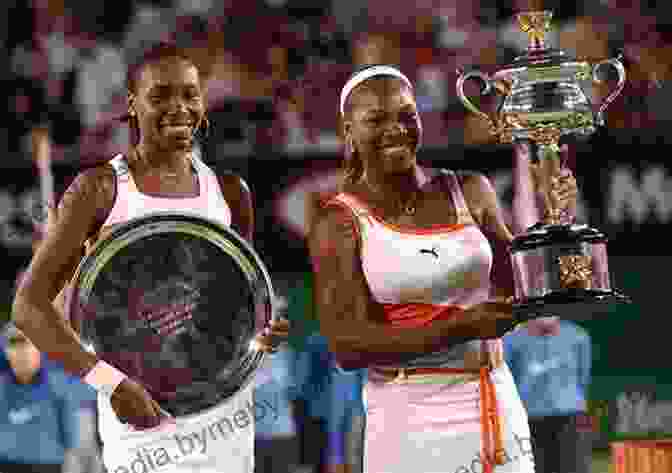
left=308, top=196, right=362, bottom=267
left=66, top=163, right=116, bottom=195
left=58, top=162, right=116, bottom=217
left=214, top=170, right=252, bottom=205
left=447, top=170, right=497, bottom=226
left=309, top=194, right=359, bottom=245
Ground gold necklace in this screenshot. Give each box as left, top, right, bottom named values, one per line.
left=403, top=192, right=417, bottom=216
left=366, top=181, right=418, bottom=217
left=133, top=148, right=188, bottom=181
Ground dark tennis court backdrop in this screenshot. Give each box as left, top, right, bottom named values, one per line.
left=0, top=137, right=670, bottom=429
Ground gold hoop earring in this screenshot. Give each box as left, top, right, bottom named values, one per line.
left=201, top=116, right=210, bottom=137
left=195, top=116, right=210, bottom=138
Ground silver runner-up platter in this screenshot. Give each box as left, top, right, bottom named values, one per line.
left=66, top=212, right=275, bottom=417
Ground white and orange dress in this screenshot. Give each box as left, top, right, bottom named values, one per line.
left=325, top=168, right=534, bottom=473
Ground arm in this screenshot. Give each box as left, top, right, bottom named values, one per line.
left=217, top=172, right=254, bottom=244
left=460, top=172, right=514, bottom=245
left=511, top=143, right=541, bottom=235
left=459, top=172, right=516, bottom=301
left=11, top=166, right=115, bottom=378
left=460, top=166, right=577, bottom=245
left=309, top=204, right=490, bottom=370
left=216, top=171, right=289, bottom=349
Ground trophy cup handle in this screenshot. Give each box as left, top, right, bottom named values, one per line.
left=592, top=55, right=627, bottom=126
left=456, top=69, right=498, bottom=129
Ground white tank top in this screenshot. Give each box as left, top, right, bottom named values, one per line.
left=102, top=153, right=231, bottom=227
left=326, top=169, right=500, bottom=369
left=96, top=154, right=254, bottom=473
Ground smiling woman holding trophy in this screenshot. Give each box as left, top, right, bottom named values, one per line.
left=308, top=56, right=578, bottom=473
left=307, top=7, right=634, bottom=473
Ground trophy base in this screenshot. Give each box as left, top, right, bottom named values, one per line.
left=513, top=289, right=631, bottom=323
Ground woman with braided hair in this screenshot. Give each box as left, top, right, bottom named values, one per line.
left=12, top=42, right=288, bottom=473
left=308, top=65, right=578, bottom=473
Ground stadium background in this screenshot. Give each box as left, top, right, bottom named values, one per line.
left=4, top=0, right=672, bottom=469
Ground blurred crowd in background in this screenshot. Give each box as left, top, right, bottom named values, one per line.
left=3, top=0, right=672, bottom=167
left=4, top=1, right=672, bottom=473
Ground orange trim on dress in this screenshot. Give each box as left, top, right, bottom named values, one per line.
left=375, top=219, right=467, bottom=235
left=321, top=197, right=368, bottom=240
left=381, top=303, right=463, bottom=327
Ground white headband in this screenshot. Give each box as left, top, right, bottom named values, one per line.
left=339, top=66, right=413, bottom=117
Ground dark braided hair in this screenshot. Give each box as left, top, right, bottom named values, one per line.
left=340, top=64, right=412, bottom=188
left=119, top=42, right=210, bottom=147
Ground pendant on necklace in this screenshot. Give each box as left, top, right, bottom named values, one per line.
left=403, top=193, right=417, bottom=216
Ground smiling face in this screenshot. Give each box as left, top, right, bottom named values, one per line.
left=129, top=57, right=206, bottom=153
left=344, top=77, right=422, bottom=176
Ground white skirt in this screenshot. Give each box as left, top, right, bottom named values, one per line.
left=362, top=364, right=535, bottom=473
left=98, top=385, right=256, bottom=473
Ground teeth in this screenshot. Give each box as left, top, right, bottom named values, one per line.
left=162, top=125, right=192, bottom=134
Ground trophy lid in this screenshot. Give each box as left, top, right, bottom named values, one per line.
left=510, top=223, right=608, bottom=253
left=504, top=11, right=580, bottom=70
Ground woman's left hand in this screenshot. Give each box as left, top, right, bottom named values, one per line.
left=255, top=317, right=290, bottom=353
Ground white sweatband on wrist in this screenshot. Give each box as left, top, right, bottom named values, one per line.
left=339, top=65, right=414, bottom=117
left=83, top=361, right=127, bottom=397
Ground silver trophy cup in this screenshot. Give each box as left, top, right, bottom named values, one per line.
left=456, top=10, right=630, bottom=321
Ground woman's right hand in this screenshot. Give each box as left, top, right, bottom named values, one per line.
left=463, top=298, right=518, bottom=340
left=110, top=378, right=166, bottom=430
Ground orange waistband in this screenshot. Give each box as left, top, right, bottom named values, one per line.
left=374, top=363, right=505, bottom=472
left=374, top=366, right=476, bottom=376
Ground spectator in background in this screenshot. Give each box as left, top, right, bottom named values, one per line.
left=122, top=3, right=177, bottom=55
left=503, top=317, right=593, bottom=473
left=255, top=344, right=300, bottom=473
left=254, top=294, right=300, bottom=473
left=76, top=44, right=125, bottom=130
left=326, top=364, right=366, bottom=473
left=0, top=324, right=81, bottom=473
left=294, top=333, right=332, bottom=473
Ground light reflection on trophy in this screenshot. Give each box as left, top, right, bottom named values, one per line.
left=456, top=10, right=631, bottom=322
